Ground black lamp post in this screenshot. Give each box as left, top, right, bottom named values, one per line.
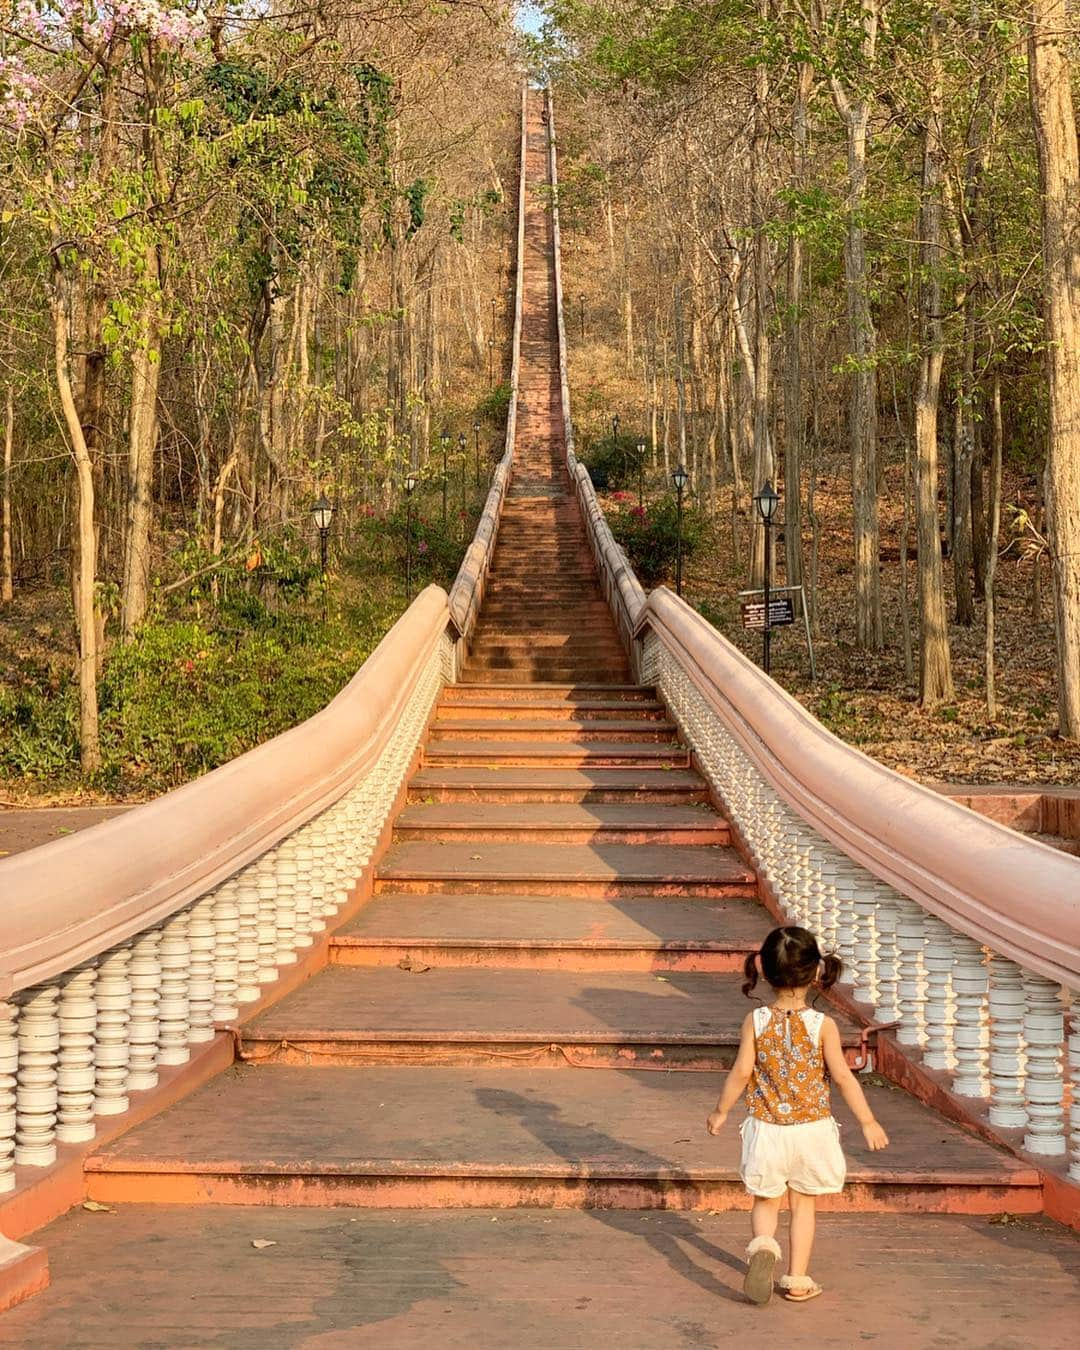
left=458, top=432, right=467, bottom=518
left=611, top=413, right=620, bottom=481
left=672, top=464, right=689, bottom=597
left=311, top=493, right=334, bottom=621
left=579, top=293, right=585, bottom=341
left=440, top=430, right=450, bottom=528
left=404, top=471, right=419, bottom=601
left=488, top=336, right=496, bottom=385
left=490, top=296, right=497, bottom=343
left=636, top=440, right=646, bottom=511
left=473, top=420, right=482, bottom=485
left=754, top=478, right=780, bottom=675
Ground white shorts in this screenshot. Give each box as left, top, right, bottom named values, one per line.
left=739, top=1115, right=846, bottom=1198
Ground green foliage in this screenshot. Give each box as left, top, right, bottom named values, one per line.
left=582, top=431, right=646, bottom=491
left=475, top=382, right=513, bottom=423
left=609, top=495, right=705, bottom=588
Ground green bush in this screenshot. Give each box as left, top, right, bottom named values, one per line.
left=582, top=431, right=646, bottom=491
left=609, top=496, right=705, bottom=588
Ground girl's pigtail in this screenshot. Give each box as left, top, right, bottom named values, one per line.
left=742, top=952, right=759, bottom=999
left=819, top=953, right=842, bottom=991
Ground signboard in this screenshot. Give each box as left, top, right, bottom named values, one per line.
left=740, top=597, right=795, bottom=631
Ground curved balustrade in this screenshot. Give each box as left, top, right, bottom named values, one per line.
left=543, top=87, right=1080, bottom=1191
left=0, top=83, right=532, bottom=1203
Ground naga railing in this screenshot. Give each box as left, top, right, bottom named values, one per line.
left=0, top=83, right=532, bottom=1225
left=544, top=86, right=1080, bottom=1213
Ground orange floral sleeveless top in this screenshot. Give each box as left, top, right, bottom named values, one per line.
left=745, top=1006, right=831, bottom=1125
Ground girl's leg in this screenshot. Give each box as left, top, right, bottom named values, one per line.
left=750, top=1194, right=783, bottom=1241
left=787, top=1189, right=816, bottom=1276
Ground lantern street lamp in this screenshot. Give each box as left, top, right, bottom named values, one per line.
left=440, top=430, right=450, bottom=528
left=578, top=293, right=586, bottom=341
left=404, top=471, right=419, bottom=600
left=672, top=464, right=689, bottom=597
left=458, top=432, right=468, bottom=519
left=490, top=296, right=497, bottom=343
left=754, top=478, right=780, bottom=675
left=311, top=493, right=334, bottom=621
left=473, top=420, right=482, bottom=486
left=488, top=336, right=496, bottom=385
left=611, top=413, right=621, bottom=481
left=636, top=439, right=647, bottom=511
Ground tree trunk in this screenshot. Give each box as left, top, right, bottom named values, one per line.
left=750, top=5, right=774, bottom=586
left=2, top=386, right=12, bottom=604
left=121, top=251, right=163, bottom=637
left=1028, top=0, right=1080, bottom=738
left=915, top=16, right=954, bottom=708
left=51, top=263, right=101, bottom=772
left=985, top=372, right=1004, bottom=719
left=831, top=2, right=883, bottom=650
left=783, top=61, right=812, bottom=594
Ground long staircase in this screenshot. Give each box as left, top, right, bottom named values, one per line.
left=78, top=95, right=1038, bottom=1220
left=3, top=89, right=1077, bottom=1347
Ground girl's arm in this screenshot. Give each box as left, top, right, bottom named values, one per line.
left=820, top=1017, right=889, bottom=1150
left=706, top=1012, right=756, bottom=1134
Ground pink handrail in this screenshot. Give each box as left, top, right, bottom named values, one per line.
left=639, top=587, right=1080, bottom=987
left=0, top=586, right=449, bottom=996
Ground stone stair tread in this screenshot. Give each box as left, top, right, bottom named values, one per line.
left=378, top=842, right=752, bottom=884
left=430, top=719, right=676, bottom=736
left=334, top=896, right=769, bottom=948
left=424, top=741, right=684, bottom=760
left=395, top=804, right=720, bottom=832
left=238, top=967, right=851, bottom=1045
left=87, top=1066, right=1037, bottom=1189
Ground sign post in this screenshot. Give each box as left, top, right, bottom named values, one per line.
left=738, top=585, right=816, bottom=682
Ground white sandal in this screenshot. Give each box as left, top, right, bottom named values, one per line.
left=743, top=1235, right=781, bottom=1305
left=779, top=1274, right=823, bottom=1302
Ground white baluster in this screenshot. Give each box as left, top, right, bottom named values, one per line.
left=256, top=862, right=279, bottom=983
left=274, top=847, right=299, bottom=965
left=235, top=872, right=261, bottom=1004
left=987, top=955, right=1027, bottom=1129
left=293, top=838, right=317, bottom=943
left=1022, top=972, right=1066, bottom=1156
left=951, top=935, right=989, bottom=1098
left=0, top=1002, right=19, bottom=1191
left=15, top=984, right=60, bottom=1166
left=852, top=884, right=879, bottom=1006
left=896, top=903, right=926, bottom=1048
left=212, top=885, right=241, bottom=1022
left=872, top=895, right=901, bottom=1024
left=922, top=916, right=956, bottom=1071
left=157, top=914, right=191, bottom=1065
left=56, top=965, right=97, bottom=1142
left=833, top=862, right=858, bottom=980
left=186, top=902, right=216, bottom=1042
left=127, top=929, right=162, bottom=1091
left=93, top=950, right=132, bottom=1117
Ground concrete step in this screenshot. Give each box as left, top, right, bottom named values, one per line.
left=331, top=895, right=764, bottom=970
left=442, top=684, right=656, bottom=703
left=85, top=1065, right=1041, bottom=1214
left=407, top=766, right=709, bottom=804
left=233, top=966, right=854, bottom=1069
left=392, top=803, right=727, bottom=846
left=374, top=842, right=756, bottom=899
left=435, top=698, right=667, bottom=722
left=460, top=670, right=634, bottom=686
left=428, top=720, right=678, bottom=745
left=422, top=741, right=688, bottom=769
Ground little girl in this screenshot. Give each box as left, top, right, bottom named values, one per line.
left=706, top=926, right=889, bottom=1305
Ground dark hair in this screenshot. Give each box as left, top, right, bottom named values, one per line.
left=742, top=926, right=842, bottom=1000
